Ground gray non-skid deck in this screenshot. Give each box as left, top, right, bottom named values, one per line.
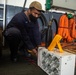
left=0, top=48, right=47, bottom=75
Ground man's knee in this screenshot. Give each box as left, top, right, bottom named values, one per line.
left=4, top=27, right=21, bottom=37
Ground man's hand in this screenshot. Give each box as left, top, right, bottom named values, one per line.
left=32, top=49, right=38, bottom=56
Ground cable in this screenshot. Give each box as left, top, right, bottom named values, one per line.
left=22, top=0, right=27, bottom=12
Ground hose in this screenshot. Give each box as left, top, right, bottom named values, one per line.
left=45, top=18, right=58, bottom=47
left=51, top=18, right=58, bottom=34
left=39, top=13, right=48, bottom=31
left=38, top=13, right=48, bottom=40
left=39, top=17, right=58, bottom=47
left=45, top=25, right=52, bottom=47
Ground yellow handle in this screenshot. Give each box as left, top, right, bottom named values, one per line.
left=57, top=42, right=64, bottom=53
left=48, top=34, right=64, bottom=53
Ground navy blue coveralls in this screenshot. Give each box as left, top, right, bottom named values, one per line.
left=3, top=11, right=41, bottom=59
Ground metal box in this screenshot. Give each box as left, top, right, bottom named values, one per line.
left=38, top=47, right=75, bottom=75
left=51, top=0, right=76, bottom=11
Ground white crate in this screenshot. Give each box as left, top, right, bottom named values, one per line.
left=38, top=47, right=75, bottom=75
